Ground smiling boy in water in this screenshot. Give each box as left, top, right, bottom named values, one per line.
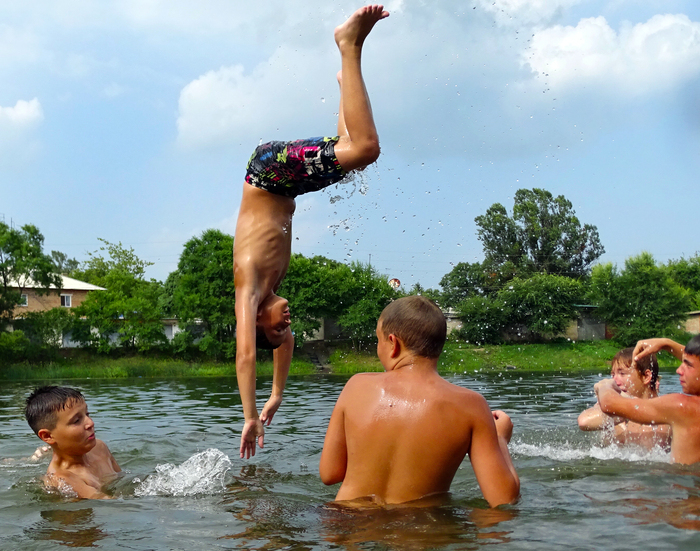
left=578, top=348, right=671, bottom=449
left=25, top=386, right=121, bottom=499
left=319, top=296, right=520, bottom=507
left=234, top=5, right=389, bottom=459
left=595, top=335, right=700, bottom=464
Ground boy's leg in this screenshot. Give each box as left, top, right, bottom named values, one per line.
left=333, top=5, right=389, bottom=172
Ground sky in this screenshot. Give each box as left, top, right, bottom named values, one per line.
left=2, top=0, right=699, bottom=290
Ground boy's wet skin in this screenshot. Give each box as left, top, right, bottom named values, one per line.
left=597, top=336, right=700, bottom=464
left=233, top=5, right=389, bottom=460
left=26, top=387, right=121, bottom=499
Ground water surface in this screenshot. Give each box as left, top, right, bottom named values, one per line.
left=2, top=371, right=700, bottom=550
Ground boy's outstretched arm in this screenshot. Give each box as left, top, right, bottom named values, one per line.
left=260, top=328, right=294, bottom=425
left=634, top=338, right=684, bottom=362
left=235, top=292, right=265, bottom=459
left=469, top=401, right=520, bottom=508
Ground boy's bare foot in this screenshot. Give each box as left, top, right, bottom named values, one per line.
left=334, top=5, right=389, bottom=50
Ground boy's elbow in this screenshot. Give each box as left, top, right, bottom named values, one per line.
left=488, top=480, right=520, bottom=508
left=356, top=140, right=380, bottom=168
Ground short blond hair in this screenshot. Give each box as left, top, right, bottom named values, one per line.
left=379, top=296, right=446, bottom=358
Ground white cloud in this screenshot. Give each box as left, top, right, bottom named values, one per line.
left=0, top=99, right=43, bottom=127
left=177, top=47, right=336, bottom=149
left=524, top=14, right=700, bottom=95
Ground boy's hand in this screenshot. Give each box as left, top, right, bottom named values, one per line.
left=492, top=410, right=514, bottom=443
left=29, top=445, right=50, bottom=462
left=240, top=419, right=264, bottom=459
left=594, top=378, right=620, bottom=398
left=260, top=394, right=283, bottom=426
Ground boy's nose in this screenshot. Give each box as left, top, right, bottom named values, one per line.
left=85, top=416, right=95, bottom=429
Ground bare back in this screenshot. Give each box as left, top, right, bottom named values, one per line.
left=321, top=369, right=512, bottom=504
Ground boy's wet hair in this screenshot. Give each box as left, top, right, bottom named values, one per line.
left=25, top=386, right=85, bottom=435
left=379, top=296, right=446, bottom=359
left=256, top=327, right=282, bottom=350
left=613, top=347, right=659, bottom=388
left=685, top=335, right=700, bottom=358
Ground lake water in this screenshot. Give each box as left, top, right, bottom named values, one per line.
left=2, top=371, right=700, bottom=550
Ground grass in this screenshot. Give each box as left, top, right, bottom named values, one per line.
left=0, top=340, right=682, bottom=381
left=0, top=355, right=316, bottom=381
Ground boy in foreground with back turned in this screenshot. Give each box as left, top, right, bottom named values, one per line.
left=25, top=386, right=121, bottom=499
left=234, top=5, right=389, bottom=459
left=596, top=335, right=700, bottom=464
left=319, top=296, right=520, bottom=507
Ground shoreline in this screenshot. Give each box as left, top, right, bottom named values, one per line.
left=0, top=341, right=680, bottom=381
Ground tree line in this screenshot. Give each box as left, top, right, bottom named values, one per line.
left=1, top=187, right=698, bottom=365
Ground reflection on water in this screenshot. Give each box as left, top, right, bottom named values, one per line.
left=30, top=508, right=106, bottom=548
left=1, top=372, right=700, bottom=550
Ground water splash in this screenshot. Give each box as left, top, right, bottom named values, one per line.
left=134, top=448, right=232, bottom=497
left=511, top=440, right=671, bottom=463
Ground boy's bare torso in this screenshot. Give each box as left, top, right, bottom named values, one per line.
left=46, top=439, right=120, bottom=498
left=612, top=419, right=671, bottom=450
left=233, top=183, right=295, bottom=302
left=665, top=394, right=700, bottom=463
left=329, top=369, right=493, bottom=504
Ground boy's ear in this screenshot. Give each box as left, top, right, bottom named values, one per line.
left=642, top=369, right=653, bottom=385
left=37, top=428, right=55, bottom=445
left=387, top=334, right=402, bottom=358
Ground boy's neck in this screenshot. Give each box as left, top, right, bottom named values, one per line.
left=50, top=447, right=90, bottom=470
left=389, top=355, right=439, bottom=374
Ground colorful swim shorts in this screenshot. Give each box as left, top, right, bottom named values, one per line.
left=245, top=136, right=347, bottom=198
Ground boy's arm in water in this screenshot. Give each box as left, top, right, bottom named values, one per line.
left=260, top=329, right=294, bottom=425
left=634, top=338, right=684, bottom=362
left=468, top=400, right=520, bottom=508
left=578, top=402, right=623, bottom=430
left=46, top=471, right=111, bottom=500
left=319, top=380, right=351, bottom=486
left=234, top=287, right=265, bottom=459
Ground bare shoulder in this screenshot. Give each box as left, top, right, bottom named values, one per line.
left=443, top=380, right=490, bottom=409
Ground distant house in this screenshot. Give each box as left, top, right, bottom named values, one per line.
left=685, top=311, right=700, bottom=335
left=10, top=275, right=105, bottom=318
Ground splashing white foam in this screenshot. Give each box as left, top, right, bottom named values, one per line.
left=134, top=448, right=232, bottom=497
left=511, top=441, right=671, bottom=463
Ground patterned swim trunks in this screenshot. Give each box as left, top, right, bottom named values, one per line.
left=245, top=136, right=347, bottom=198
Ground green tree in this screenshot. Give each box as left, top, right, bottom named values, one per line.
left=278, top=255, right=350, bottom=344
left=454, top=294, right=511, bottom=345
left=454, top=273, right=584, bottom=344
left=166, top=229, right=236, bottom=359
left=0, top=222, right=61, bottom=324
left=439, top=260, right=511, bottom=307
left=72, top=240, right=165, bottom=353
left=589, top=252, right=691, bottom=346
left=50, top=251, right=80, bottom=275
left=500, top=274, right=584, bottom=336
left=475, top=188, right=604, bottom=279
left=336, top=261, right=398, bottom=350
left=407, top=282, right=443, bottom=306
left=666, top=255, right=700, bottom=309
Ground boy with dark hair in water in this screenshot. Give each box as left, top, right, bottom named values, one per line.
left=596, top=335, right=700, bottom=464
left=319, top=296, right=520, bottom=507
left=234, top=5, right=389, bottom=459
left=579, top=347, right=671, bottom=449
left=25, top=386, right=120, bottom=499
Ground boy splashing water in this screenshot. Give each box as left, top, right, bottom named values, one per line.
left=233, top=5, right=389, bottom=459
left=25, top=386, right=121, bottom=499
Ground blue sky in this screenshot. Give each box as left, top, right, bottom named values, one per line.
left=2, top=0, right=699, bottom=290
